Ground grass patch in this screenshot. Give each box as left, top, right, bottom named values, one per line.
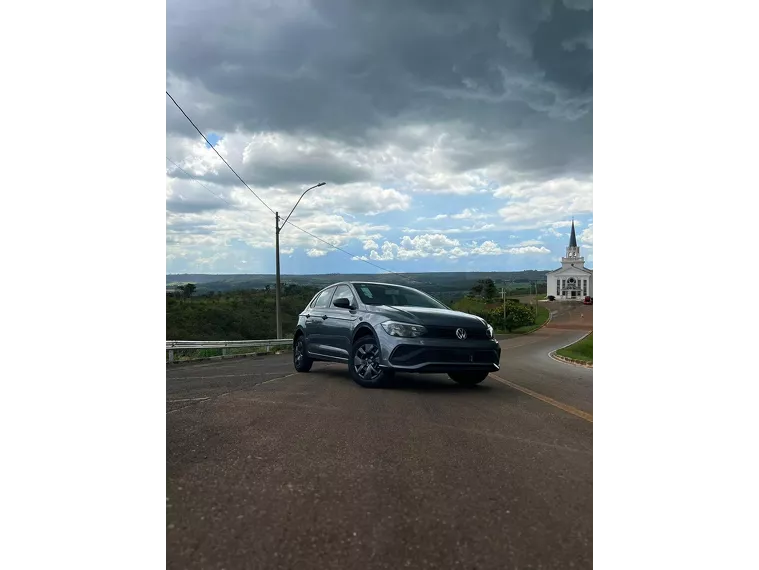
left=556, top=333, right=593, bottom=363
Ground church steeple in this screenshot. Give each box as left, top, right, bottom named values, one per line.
left=568, top=218, right=578, bottom=248
left=563, top=218, right=583, bottom=263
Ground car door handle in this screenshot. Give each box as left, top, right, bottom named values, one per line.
left=305, top=314, right=311, bottom=318
left=321, top=314, right=328, bottom=320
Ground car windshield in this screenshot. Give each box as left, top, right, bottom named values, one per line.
left=353, top=283, right=447, bottom=309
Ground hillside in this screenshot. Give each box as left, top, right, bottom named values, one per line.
left=167, top=270, right=550, bottom=302
left=167, top=285, right=319, bottom=340
left=167, top=280, right=547, bottom=341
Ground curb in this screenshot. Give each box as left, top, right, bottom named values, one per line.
left=548, top=330, right=593, bottom=368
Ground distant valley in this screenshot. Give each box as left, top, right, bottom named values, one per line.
left=166, top=271, right=550, bottom=302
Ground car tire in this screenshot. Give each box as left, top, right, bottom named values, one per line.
left=293, top=335, right=313, bottom=373
left=448, top=370, right=489, bottom=386
left=349, top=334, right=393, bottom=388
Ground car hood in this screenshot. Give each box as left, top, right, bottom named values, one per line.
left=367, top=305, right=487, bottom=328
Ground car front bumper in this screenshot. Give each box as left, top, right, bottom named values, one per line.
left=379, top=335, right=501, bottom=373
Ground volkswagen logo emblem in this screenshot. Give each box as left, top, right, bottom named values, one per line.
left=455, top=328, right=467, bottom=340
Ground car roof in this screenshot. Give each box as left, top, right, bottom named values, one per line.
left=317, top=281, right=421, bottom=292
left=348, top=281, right=420, bottom=289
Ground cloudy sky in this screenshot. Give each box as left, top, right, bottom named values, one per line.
left=166, top=0, right=593, bottom=275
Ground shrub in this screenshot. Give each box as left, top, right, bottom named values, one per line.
left=478, top=303, right=535, bottom=332
left=503, top=303, right=535, bottom=332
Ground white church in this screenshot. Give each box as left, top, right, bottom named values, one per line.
left=546, top=220, right=593, bottom=301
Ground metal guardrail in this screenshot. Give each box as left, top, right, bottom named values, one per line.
left=166, top=339, right=292, bottom=363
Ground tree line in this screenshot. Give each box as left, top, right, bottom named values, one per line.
left=166, top=279, right=545, bottom=340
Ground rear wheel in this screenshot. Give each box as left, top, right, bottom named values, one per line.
left=293, top=335, right=313, bottom=372
left=448, top=370, right=489, bottom=386
left=350, top=335, right=393, bottom=388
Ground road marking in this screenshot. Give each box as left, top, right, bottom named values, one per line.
left=217, top=372, right=298, bottom=398
left=167, top=397, right=211, bottom=403
left=488, top=373, right=593, bottom=423
left=167, top=371, right=304, bottom=413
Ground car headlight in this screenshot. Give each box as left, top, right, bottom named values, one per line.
left=486, top=323, right=494, bottom=339
left=380, top=321, right=427, bottom=338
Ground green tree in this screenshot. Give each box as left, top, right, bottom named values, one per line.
left=469, top=278, right=497, bottom=301
left=182, top=283, right=197, bottom=300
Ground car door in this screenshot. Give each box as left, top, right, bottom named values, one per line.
left=321, top=284, right=360, bottom=359
left=305, top=286, right=335, bottom=356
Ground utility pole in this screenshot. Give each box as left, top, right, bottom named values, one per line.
left=275, top=211, right=282, bottom=339
left=274, top=182, right=326, bottom=340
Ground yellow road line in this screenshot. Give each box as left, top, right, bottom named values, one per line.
left=489, top=373, right=593, bottom=423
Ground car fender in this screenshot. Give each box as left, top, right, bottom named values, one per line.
left=352, top=322, right=378, bottom=345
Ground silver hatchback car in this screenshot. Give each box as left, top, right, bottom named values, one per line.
left=292, top=281, right=501, bottom=388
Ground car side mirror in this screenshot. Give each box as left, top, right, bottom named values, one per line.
left=333, top=297, right=354, bottom=309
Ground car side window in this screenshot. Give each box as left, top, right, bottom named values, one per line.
left=332, top=285, right=356, bottom=308
left=313, top=288, right=335, bottom=309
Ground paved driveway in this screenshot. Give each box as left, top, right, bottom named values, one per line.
left=167, top=302, right=593, bottom=569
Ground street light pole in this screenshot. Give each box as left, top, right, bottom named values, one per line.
left=274, top=182, right=326, bottom=339
left=275, top=211, right=282, bottom=339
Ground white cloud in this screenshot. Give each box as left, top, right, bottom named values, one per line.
left=357, top=234, right=551, bottom=262
left=579, top=223, right=593, bottom=245
left=505, top=245, right=551, bottom=255
left=544, top=227, right=565, bottom=238
left=306, top=249, right=329, bottom=257
left=401, top=222, right=497, bottom=235
left=465, top=241, right=551, bottom=256
left=363, top=239, right=379, bottom=250
left=450, top=208, right=493, bottom=220
left=495, top=177, right=593, bottom=228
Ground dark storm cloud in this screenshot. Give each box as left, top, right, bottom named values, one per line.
left=166, top=0, right=592, bottom=178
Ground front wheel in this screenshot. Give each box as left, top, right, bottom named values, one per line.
left=448, top=370, right=489, bottom=386
left=293, top=336, right=313, bottom=372
left=350, top=335, right=393, bottom=388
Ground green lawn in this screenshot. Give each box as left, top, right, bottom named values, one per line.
left=556, top=333, right=593, bottom=363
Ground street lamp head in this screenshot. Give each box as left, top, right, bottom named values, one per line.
left=317, top=182, right=326, bottom=187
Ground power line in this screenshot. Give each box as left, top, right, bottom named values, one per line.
left=165, top=160, right=437, bottom=289
left=166, top=157, right=233, bottom=207
left=165, top=91, right=275, bottom=215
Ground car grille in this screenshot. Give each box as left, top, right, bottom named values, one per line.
left=422, top=325, right=490, bottom=340
left=390, top=346, right=499, bottom=366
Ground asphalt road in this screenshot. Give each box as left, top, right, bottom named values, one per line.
left=167, top=303, right=593, bottom=569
